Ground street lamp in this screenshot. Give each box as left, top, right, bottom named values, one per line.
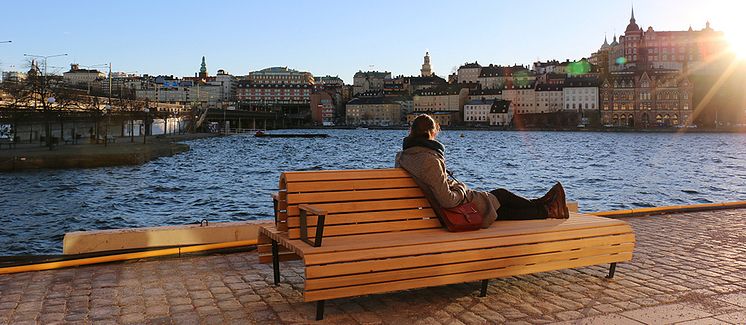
left=47, top=97, right=55, bottom=145
left=103, top=105, right=112, bottom=147
left=142, top=108, right=149, bottom=144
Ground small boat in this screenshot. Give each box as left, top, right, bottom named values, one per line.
left=255, top=131, right=328, bottom=138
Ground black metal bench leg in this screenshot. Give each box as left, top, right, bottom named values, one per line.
left=316, top=300, right=325, bottom=320
left=271, top=240, right=280, bottom=285
left=607, top=262, right=617, bottom=279
left=479, top=279, right=489, bottom=297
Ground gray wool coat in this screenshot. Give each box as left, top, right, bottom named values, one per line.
left=396, top=146, right=500, bottom=228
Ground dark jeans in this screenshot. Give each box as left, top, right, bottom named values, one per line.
left=490, top=188, right=548, bottom=220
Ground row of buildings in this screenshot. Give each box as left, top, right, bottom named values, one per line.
left=3, top=8, right=739, bottom=129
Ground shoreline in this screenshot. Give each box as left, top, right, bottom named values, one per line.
left=289, top=125, right=746, bottom=133
left=3, top=126, right=744, bottom=171
left=0, top=133, right=219, bottom=172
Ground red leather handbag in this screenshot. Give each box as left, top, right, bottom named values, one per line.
left=440, top=202, right=483, bottom=232
left=410, top=170, right=484, bottom=232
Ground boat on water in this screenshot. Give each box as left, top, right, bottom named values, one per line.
left=254, top=131, right=328, bottom=138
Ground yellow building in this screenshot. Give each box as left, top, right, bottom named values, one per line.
left=346, top=97, right=402, bottom=126
left=412, top=85, right=468, bottom=125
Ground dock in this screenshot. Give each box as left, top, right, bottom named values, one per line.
left=1, top=208, right=744, bottom=324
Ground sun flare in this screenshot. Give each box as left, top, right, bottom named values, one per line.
left=726, top=29, right=746, bottom=58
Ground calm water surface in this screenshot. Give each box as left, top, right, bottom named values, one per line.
left=2, top=130, right=746, bottom=255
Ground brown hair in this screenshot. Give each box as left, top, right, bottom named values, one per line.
left=409, top=114, right=440, bottom=138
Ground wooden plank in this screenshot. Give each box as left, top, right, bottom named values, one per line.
left=286, top=198, right=431, bottom=217
left=287, top=188, right=425, bottom=205
left=288, top=219, right=442, bottom=239
left=283, top=168, right=410, bottom=182
left=286, top=178, right=418, bottom=193
left=303, top=224, right=633, bottom=265
left=303, top=252, right=632, bottom=302
left=287, top=209, right=438, bottom=227
left=306, top=233, right=635, bottom=278
left=298, top=215, right=630, bottom=257
left=305, top=243, right=633, bottom=291
left=258, top=251, right=300, bottom=264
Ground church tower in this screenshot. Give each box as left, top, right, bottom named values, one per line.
left=420, top=51, right=433, bottom=77
left=199, top=56, right=208, bottom=79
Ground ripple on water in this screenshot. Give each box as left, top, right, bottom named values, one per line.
left=2, top=130, right=746, bottom=255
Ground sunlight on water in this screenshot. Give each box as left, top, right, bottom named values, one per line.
left=1, top=129, right=746, bottom=255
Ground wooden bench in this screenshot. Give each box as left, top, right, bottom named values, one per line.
left=258, top=168, right=635, bottom=320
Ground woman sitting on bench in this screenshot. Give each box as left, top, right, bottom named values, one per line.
left=396, top=114, right=569, bottom=229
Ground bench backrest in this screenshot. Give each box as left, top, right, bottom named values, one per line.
left=275, top=168, right=441, bottom=240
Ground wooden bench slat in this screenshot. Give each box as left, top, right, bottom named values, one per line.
left=303, top=223, right=633, bottom=265
left=299, top=216, right=628, bottom=256
left=303, top=252, right=632, bottom=302
left=286, top=178, right=418, bottom=192
left=288, top=219, right=442, bottom=239
left=287, top=209, right=438, bottom=227
left=287, top=188, right=425, bottom=205
left=306, top=233, right=635, bottom=278
left=283, top=169, right=410, bottom=182
left=286, top=198, right=431, bottom=217
left=305, top=243, right=633, bottom=291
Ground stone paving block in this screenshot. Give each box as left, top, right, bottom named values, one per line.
left=621, top=302, right=713, bottom=324
left=676, top=317, right=732, bottom=325
left=553, top=314, right=644, bottom=325
left=716, top=292, right=746, bottom=308
left=714, top=311, right=746, bottom=324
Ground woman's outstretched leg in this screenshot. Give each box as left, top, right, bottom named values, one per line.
left=490, top=183, right=568, bottom=220
left=490, top=188, right=548, bottom=220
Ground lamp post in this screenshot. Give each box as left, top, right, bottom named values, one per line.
left=47, top=97, right=55, bottom=145
left=103, top=105, right=111, bottom=147
left=142, top=108, right=149, bottom=144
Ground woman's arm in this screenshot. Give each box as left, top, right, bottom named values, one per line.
left=418, top=156, right=466, bottom=209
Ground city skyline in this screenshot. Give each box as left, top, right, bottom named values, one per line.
left=0, top=0, right=743, bottom=82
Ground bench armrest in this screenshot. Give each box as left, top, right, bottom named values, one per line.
left=298, top=204, right=328, bottom=216
left=298, top=204, right=328, bottom=247
left=271, top=192, right=279, bottom=224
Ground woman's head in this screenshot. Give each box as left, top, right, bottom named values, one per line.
left=409, top=114, right=440, bottom=140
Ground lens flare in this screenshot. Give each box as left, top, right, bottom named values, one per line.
left=725, top=30, right=746, bottom=59
left=568, top=60, right=591, bottom=76
left=615, top=56, right=627, bottom=65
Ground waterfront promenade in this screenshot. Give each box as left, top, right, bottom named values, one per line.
left=0, top=133, right=218, bottom=171
left=1, top=209, right=744, bottom=324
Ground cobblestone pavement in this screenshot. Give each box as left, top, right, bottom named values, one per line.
left=1, top=209, right=745, bottom=324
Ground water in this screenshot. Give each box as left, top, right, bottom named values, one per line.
left=2, top=129, right=746, bottom=256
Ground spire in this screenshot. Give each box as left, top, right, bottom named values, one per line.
left=420, top=51, right=432, bottom=77
left=199, top=56, right=207, bottom=79
left=631, top=5, right=635, bottom=23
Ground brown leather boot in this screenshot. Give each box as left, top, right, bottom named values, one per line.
left=544, top=182, right=569, bottom=219
left=534, top=182, right=560, bottom=205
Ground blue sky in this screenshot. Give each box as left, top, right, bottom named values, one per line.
left=0, top=0, right=741, bottom=83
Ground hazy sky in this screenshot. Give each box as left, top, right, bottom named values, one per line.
left=0, top=0, right=741, bottom=83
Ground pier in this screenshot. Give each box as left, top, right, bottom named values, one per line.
left=1, top=208, right=744, bottom=324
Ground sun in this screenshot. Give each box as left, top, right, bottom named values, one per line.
left=725, top=29, right=746, bottom=59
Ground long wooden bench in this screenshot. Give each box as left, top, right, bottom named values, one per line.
left=258, top=168, right=635, bottom=320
